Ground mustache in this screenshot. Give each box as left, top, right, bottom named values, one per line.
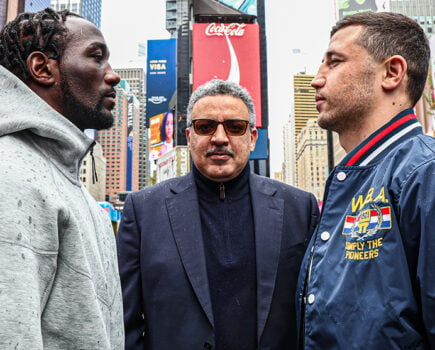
left=206, top=147, right=234, bottom=157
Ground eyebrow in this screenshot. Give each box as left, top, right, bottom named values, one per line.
left=87, top=41, right=108, bottom=52
left=87, top=41, right=110, bottom=56
left=321, top=50, right=345, bottom=63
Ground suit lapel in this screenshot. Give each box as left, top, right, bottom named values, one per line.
left=166, top=174, right=214, bottom=328
left=250, top=175, right=284, bottom=343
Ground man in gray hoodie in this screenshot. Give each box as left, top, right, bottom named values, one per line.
left=0, top=8, right=124, bottom=349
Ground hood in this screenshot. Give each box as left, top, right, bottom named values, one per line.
left=0, top=65, right=94, bottom=183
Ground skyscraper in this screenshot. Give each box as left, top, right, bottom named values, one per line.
left=25, top=0, right=50, bottom=12
left=295, top=119, right=328, bottom=201
left=96, top=81, right=131, bottom=205
left=50, top=0, right=101, bottom=27
left=115, top=68, right=149, bottom=189
left=282, top=117, right=296, bottom=186
left=390, top=0, right=435, bottom=35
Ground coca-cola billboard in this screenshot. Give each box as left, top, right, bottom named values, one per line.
left=193, top=22, right=262, bottom=127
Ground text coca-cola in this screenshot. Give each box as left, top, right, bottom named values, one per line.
left=205, top=23, right=246, bottom=37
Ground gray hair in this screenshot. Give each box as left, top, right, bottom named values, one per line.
left=186, top=79, right=256, bottom=126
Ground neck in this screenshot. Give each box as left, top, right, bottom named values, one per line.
left=340, top=100, right=412, bottom=153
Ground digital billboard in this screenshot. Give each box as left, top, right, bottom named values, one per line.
left=148, top=110, right=175, bottom=160
left=146, top=39, right=177, bottom=128
left=193, top=22, right=262, bottom=127
left=338, top=0, right=389, bottom=19
left=218, top=0, right=257, bottom=16
left=126, top=95, right=134, bottom=190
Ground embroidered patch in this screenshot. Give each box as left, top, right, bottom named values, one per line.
left=343, top=206, right=391, bottom=238
left=342, top=199, right=392, bottom=261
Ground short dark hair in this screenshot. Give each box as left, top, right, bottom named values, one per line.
left=332, top=11, right=430, bottom=106
left=0, top=7, right=81, bottom=81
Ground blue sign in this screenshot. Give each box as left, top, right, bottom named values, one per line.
left=146, top=39, right=177, bottom=127
left=250, top=128, right=268, bottom=159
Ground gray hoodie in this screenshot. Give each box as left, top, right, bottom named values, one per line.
left=0, top=66, right=124, bottom=349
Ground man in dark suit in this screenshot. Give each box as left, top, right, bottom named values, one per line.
left=116, top=79, right=319, bottom=349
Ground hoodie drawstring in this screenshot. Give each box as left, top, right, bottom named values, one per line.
left=90, top=143, right=98, bottom=184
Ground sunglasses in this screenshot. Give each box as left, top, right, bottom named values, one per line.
left=189, top=119, right=251, bottom=136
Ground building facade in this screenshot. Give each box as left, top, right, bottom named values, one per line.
left=96, top=82, right=130, bottom=205
left=115, top=67, right=149, bottom=189
left=50, top=0, right=101, bottom=27
left=282, top=117, right=296, bottom=186
left=293, top=74, right=318, bottom=185
left=295, top=119, right=328, bottom=202
left=25, top=0, right=51, bottom=11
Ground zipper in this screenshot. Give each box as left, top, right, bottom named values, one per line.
left=219, top=183, right=225, bottom=200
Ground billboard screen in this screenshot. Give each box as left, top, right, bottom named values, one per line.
left=193, top=22, right=262, bottom=127
left=146, top=39, right=177, bottom=128
left=149, top=110, right=175, bottom=160
left=126, top=95, right=134, bottom=190
left=338, top=0, right=389, bottom=19
left=218, top=0, right=257, bottom=16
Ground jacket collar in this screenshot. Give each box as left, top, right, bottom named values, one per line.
left=341, top=109, right=422, bottom=167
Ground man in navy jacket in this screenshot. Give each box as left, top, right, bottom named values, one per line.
left=117, top=79, right=319, bottom=349
left=297, top=12, right=435, bottom=349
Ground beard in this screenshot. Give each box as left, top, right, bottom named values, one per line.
left=60, top=77, right=114, bottom=131
left=317, top=65, right=376, bottom=134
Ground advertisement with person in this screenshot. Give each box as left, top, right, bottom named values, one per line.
left=149, top=110, right=175, bottom=160
left=192, top=22, right=262, bottom=127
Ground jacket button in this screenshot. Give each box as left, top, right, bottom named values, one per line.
left=320, top=231, right=330, bottom=241
left=337, top=171, right=347, bottom=181
left=204, top=342, right=213, bottom=350
left=308, top=293, right=316, bottom=304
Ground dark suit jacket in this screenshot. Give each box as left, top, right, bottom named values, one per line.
left=116, top=172, right=319, bottom=350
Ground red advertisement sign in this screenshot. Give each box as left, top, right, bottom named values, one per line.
left=193, top=23, right=262, bottom=127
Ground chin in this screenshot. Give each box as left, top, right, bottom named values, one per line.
left=93, top=114, right=115, bottom=130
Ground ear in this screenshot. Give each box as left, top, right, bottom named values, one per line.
left=185, top=127, right=191, bottom=150
left=249, top=127, right=258, bottom=152
left=26, top=51, right=59, bottom=86
left=381, top=55, right=407, bottom=91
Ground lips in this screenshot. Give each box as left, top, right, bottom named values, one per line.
left=314, top=93, right=326, bottom=109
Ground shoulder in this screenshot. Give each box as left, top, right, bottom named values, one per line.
left=128, top=173, right=194, bottom=202
left=390, top=134, right=435, bottom=178
left=250, top=173, right=317, bottom=202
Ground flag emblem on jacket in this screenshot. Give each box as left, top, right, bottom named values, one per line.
left=343, top=205, right=391, bottom=239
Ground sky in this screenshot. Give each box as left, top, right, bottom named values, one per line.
left=101, top=1, right=337, bottom=175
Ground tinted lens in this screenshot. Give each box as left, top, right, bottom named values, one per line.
left=224, top=120, right=249, bottom=135
left=192, top=119, right=218, bottom=135
left=191, top=119, right=249, bottom=136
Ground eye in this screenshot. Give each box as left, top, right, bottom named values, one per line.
left=193, top=120, right=216, bottom=135
left=328, top=57, right=342, bottom=67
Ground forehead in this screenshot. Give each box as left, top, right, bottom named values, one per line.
left=328, top=25, right=365, bottom=54
left=63, top=16, right=106, bottom=48
left=192, top=94, right=249, bottom=118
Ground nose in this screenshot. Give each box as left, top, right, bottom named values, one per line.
left=210, top=123, right=229, bottom=144
left=311, top=75, right=326, bottom=89
left=311, top=65, right=326, bottom=89
left=105, top=64, right=121, bottom=86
